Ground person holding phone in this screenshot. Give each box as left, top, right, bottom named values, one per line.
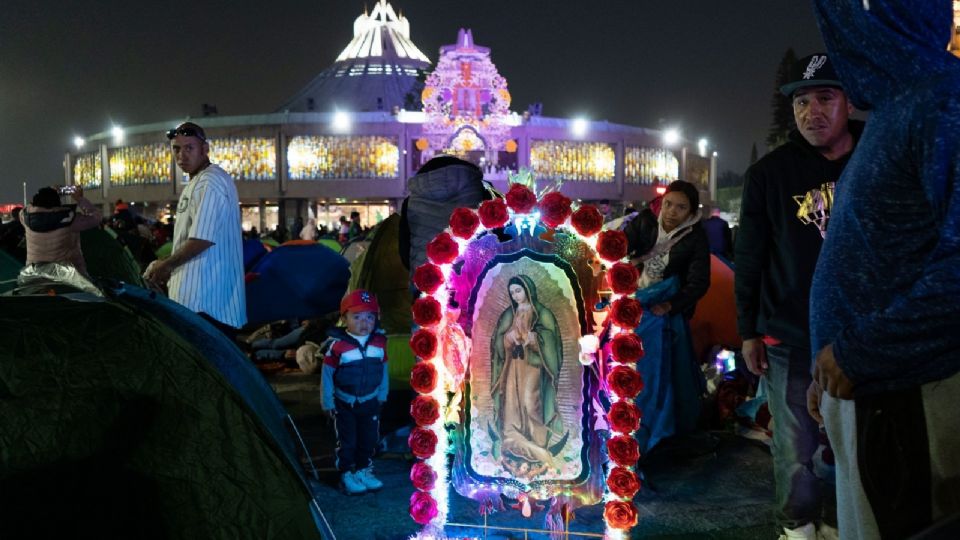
left=19, top=185, right=101, bottom=279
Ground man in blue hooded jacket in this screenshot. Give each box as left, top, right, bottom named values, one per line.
left=809, top=1, right=960, bottom=538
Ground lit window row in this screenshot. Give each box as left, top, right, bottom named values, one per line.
left=209, top=137, right=276, bottom=181
left=624, top=146, right=679, bottom=185
left=287, top=135, right=399, bottom=180
left=530, top=140, right=616, bottom=182
left=108, top=143, right=170, bottom=186
left=73, top=152, right=102, bottom=189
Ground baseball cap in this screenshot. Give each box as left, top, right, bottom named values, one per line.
left=340, top=289, right=380, bottom=315
left=780, top=53, right=844, bottom=97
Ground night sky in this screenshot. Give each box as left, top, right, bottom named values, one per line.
left=0, top=0, right=825, bottom=204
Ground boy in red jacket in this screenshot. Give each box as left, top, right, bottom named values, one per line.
left=322, top=290, right=389, bottom=495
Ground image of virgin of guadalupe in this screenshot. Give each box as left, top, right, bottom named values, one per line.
left=489, top=275, right=570, bottom=479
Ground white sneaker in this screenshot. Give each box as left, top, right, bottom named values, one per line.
left=356, top=466, right=384, bottom=491
left=817, top=524, right=839, bottom=540
left=778, top=522, right=816, bottom=540
left=341, top=471, right=367, bottom=495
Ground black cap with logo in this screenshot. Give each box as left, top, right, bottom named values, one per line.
left=780, top=53, right=844, bottom=97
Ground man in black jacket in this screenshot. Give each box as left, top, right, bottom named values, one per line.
left=735, top=53, right=862, bottom=540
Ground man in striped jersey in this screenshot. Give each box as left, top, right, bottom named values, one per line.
left=144, top=122, right=246, bottom=337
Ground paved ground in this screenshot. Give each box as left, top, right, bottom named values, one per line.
left=268, top=371, right=778, bottom=540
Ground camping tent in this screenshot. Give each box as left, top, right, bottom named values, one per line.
left=246, top=243, right=349, bottom=326
left=0, top=285, right=331, bottom=539
left=80, top=227, right=146, bottom=287
left=0, top=248, right=22, bottom=294
left=689, top=255, right=741, bottom=361
left=345, top=214, right=414, bottom=386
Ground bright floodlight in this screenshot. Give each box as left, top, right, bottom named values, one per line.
left=111, top=125, right=124, bottom=143
left=332, top=111, right=351, bottom=131
left=73, top=136, right=85, bottom=150
left=698, top=138, right=708, bottom=156
left=663, top=128, right=680, bottom=146
left=571, top=118, right=589, bottom=137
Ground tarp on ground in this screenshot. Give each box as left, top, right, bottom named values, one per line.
left=0, top=287, right=328, bottom=539
left=80, top=227, right=146, bottom=287
left=246, top=242, right=349, bottom=326
left=0, top=248, right=22, bottom=294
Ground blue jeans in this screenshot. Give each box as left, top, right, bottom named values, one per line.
left=765, top=344, right=835, bottom=529
left=252, top=326, right=305, bottom=360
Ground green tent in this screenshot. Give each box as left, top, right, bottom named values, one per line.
left=318, top=238, right=342, bottom=253
left=346, top=214, right=414, bottom=386
left=155, top=240, right=173, bottom=260
left=0, top=249, right=21, bottom=294
left=80, top=228, right=146, bottom=287
left=0, top=289, right=330, bottom=539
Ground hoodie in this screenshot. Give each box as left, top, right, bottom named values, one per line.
left=399, top=163, right=492, bottom=274
left=810, top=0, right=960, bottom=396
left=735, top=122, right=863, bottom=348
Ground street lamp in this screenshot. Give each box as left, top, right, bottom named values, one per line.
left=698, top=138, right=708, bottom=157
left=111, top=125, right=124, bottom=144
left=332, top=111, right=351, bottom=131
left=571, top=117, right=589, bottom=137
left=73, top=136, right=85, bottom=150
left=663, top=128, right=680, bottom=146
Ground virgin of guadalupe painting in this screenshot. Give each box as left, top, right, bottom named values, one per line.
left=490, top=275, right=568, bottom=476
left=466, top=254, right=587, bottom=487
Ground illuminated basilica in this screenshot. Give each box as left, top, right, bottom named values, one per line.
left=67, top=1, right=711, bottom=232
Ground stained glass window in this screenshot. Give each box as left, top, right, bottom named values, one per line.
left=624, top=146, right=679, bottom=185
left=530, top=140, right=616, bottom=182
left=287, top=135, right=399, bottom=180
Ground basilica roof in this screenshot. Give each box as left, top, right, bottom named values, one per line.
left=278, top=1, right=432, bottom=113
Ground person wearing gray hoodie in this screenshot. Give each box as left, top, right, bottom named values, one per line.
left=809, top=1, right=960, bottom=538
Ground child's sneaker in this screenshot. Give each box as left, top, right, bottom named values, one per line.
left=778, top=523, right=816, bottom=540
left=356, top=466, right=384, bottom=491
left=340, top=471, right=367, bottom=495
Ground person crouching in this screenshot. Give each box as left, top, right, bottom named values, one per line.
left=322, top=290, right=389, bottom=495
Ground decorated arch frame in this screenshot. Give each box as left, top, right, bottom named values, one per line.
left=407, top=182, right=646, bottom=538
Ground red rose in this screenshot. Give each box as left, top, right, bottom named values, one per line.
left=608, top=401, right=642, bottom=434
left=607, top=263, right=639, bottom=295
left=539, top=191, right=572, bottom=228
left=603, top=500, right=638, bottom=530
left=413, top=263, right=444, bottom=294
left=596, top=230, right=628, bottom=262
left=409, top=491, right=439, bottom=525
left=571, top=205, right=604, bottom=237
left=410, top=395, right=440, bottom=426
left=607, top=434, right=640, bottom=466
left=478, top=198, right=509, bottom=228
left=410, top=461, right=437, bottom=491
left=606, top=466, right=641, bottom=499
left=410, top=361, right=438, bottom=394
left=449, top=207, right=480, bottom=239
left=426, top=232, right=459, bottom=265
left=408, top=427, right=438, bottom=459
left=412, top=296, right=443, bottom=327
left=606, top=365, right=644, bottom=399
left=610, top=332, right=644, bottom=363
left=409, top=329, right=439, bottom=360
left=505, top=183, right=537, bottom=214
left=610, top=297, right=642, bottom=328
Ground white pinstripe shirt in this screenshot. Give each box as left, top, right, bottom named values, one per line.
left=168, top=164, right=246, bottom=328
